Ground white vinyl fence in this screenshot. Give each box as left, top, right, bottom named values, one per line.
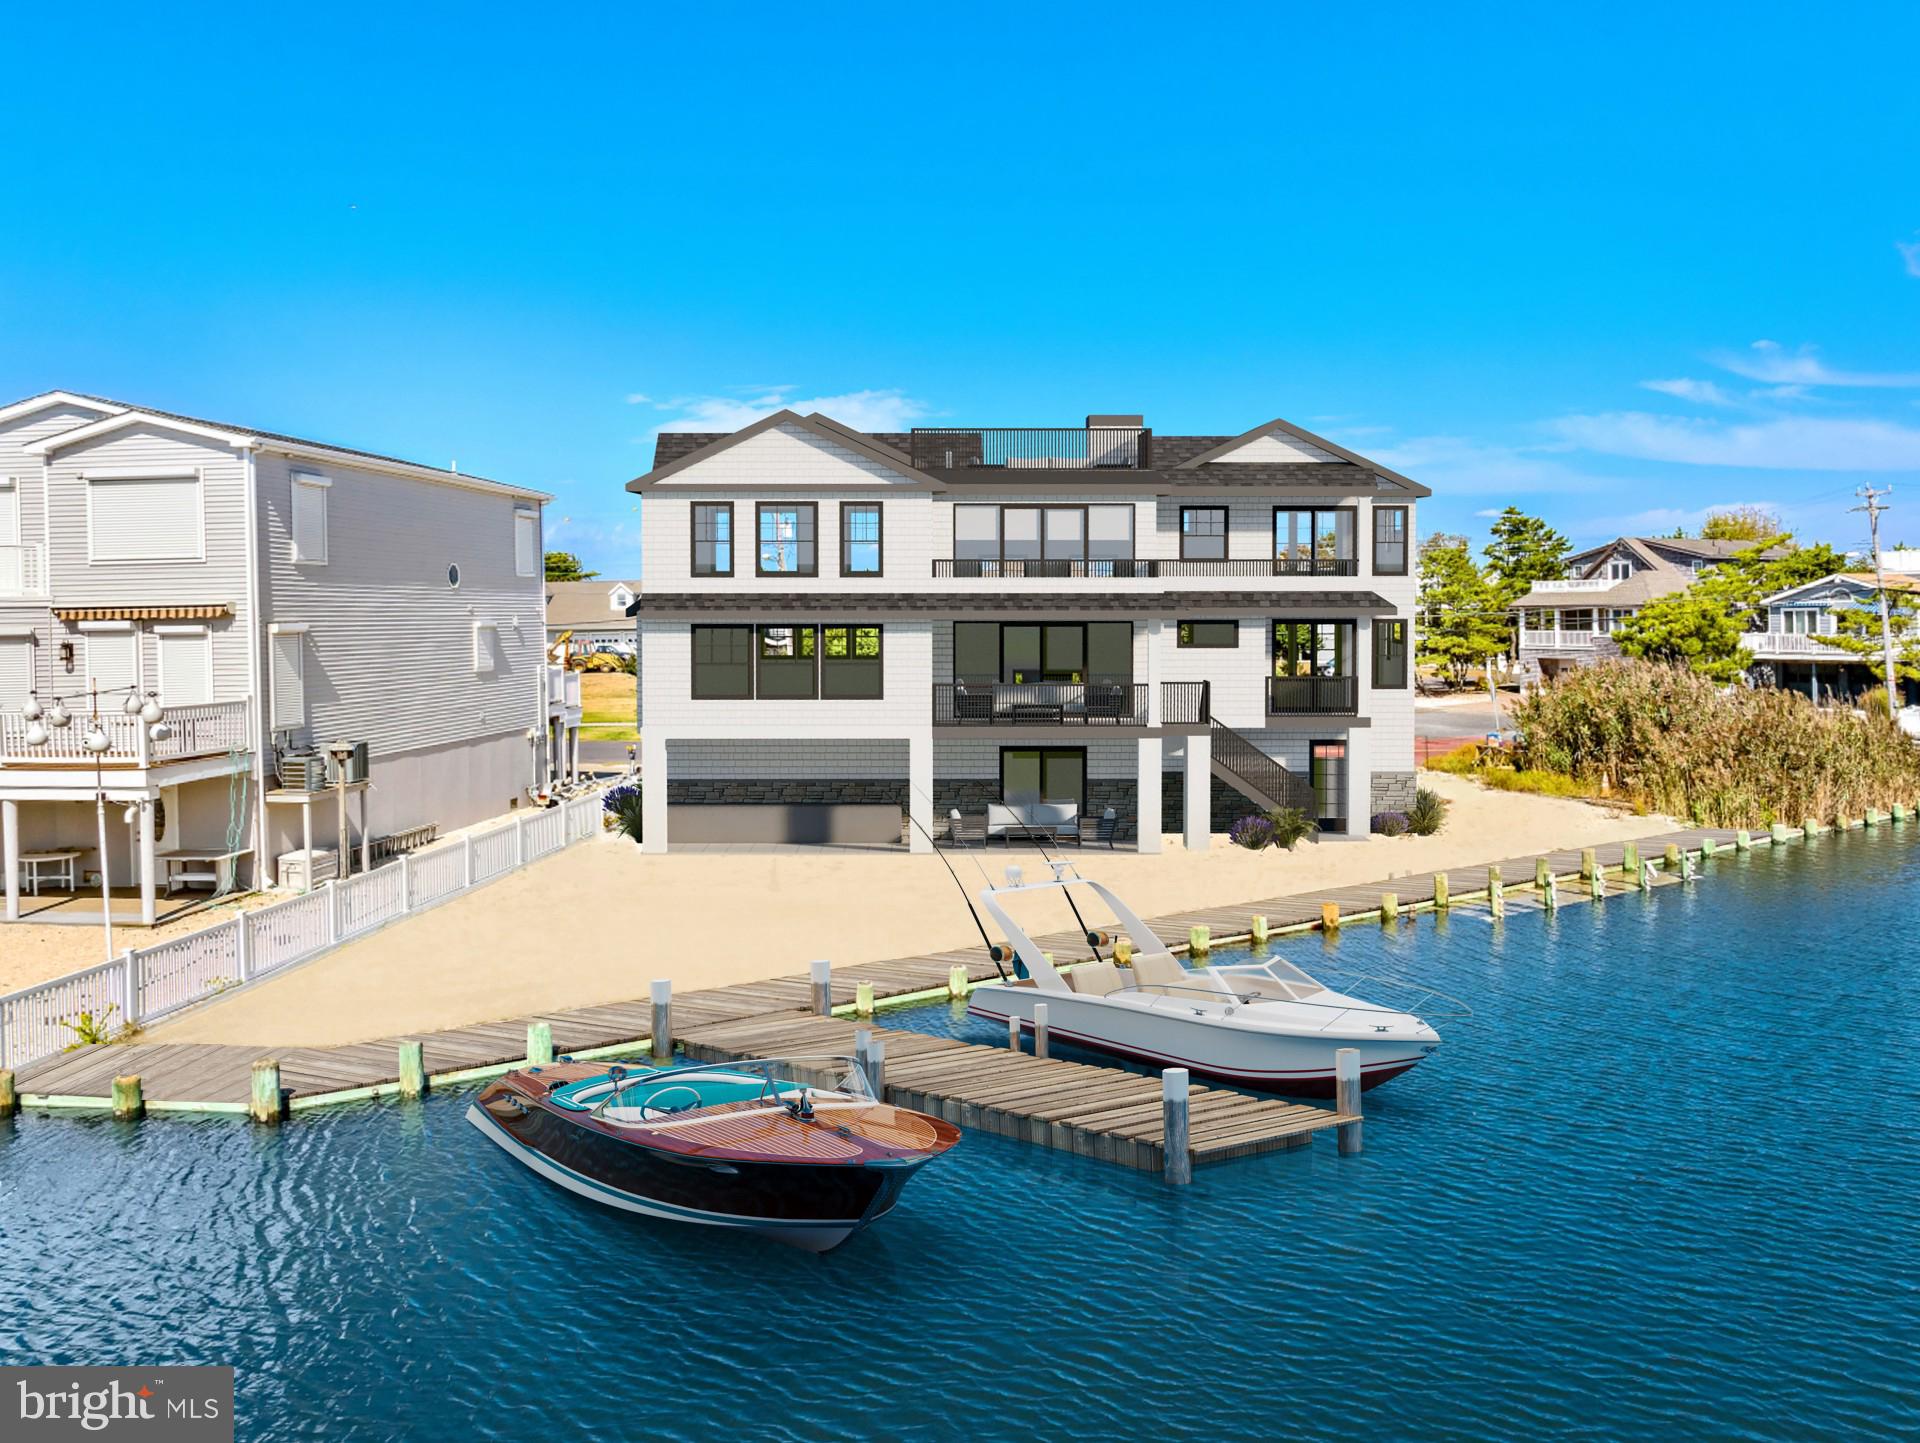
left=0, top=791, right=610, bottom=1072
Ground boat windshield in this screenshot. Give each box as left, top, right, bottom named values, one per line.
left=1210, top=958, right=1331, bottom=1002
left=591, top=1055, right=876, bottom=1126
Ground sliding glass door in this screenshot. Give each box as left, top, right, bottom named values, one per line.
left=955, top=622, right=1133, bottom=684
left=1001, top=748, right=1086, bottom=809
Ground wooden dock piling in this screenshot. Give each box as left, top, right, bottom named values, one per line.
left=397, top=1041, right=426, bottom=1098
left=527, top=1022, right=554, bottom=1067
left=867, top=1035, right=886, bottom=1094
left=1008, top=1015, right=1022, bottom=1052
left=1488, top=864, right=1505, bottom=918
left=1032, top=1002, right=1050, bottom=1061
left=1589, top=863, right=1604, bottom=901
left=1161, top=1069, right=1192, bottom=1185
left=649, top=979, right=673, bottom=1063
left=1334, top=1049, right=1362, bottom=1156
left=1580, top=847, right=1596, bottom=880
left=1433, top=872, right=1449, bottom=910
left=112, top=1074, right=144, bottom=1121
left=1320, top=901, right=1341, bottom=932
left=855, top=982, right=875, bottom=1018
left=1802, top=819, right=1820, bottom=838
left=1380, top=891, right=1398, bottom=922
left=1622, top=841, right=1639, bottom=874
left=1770, top=822, right=1791, bottom=843
left=1736, top=829, right=1752, bottom=850
left=248, top=1062, right=280, bottom=1125
left=1114, top=937, right=1134, bottom=965
left=809, top=959, right=832, bottom=1016
left=1664, top=843, right=1682, bottom=869
left=947, top=965, right=968, bottom=999
left=853, top=1026, right=872, bottom=1080
left=1188, top=924, right=1210, bottom=956
left=1250, top=914, right=1270, bottom=944
left=0, top=1069, right=15, bottom=1118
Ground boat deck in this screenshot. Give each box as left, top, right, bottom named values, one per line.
left=10, top=826, right=1751, bottom=1166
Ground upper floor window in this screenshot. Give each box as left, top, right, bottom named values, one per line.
left=514, top=511, right=539, bottom=578
left=757, top=624, right=817, bottom=698
left=692, top=502, right=733, bottom=577
left=1373, top=619, right=1408, bottom=689
left=1180, top=506, right=1228, bottom=561
left=842, top=503, right=883, bottom=576
left=822, top=625, right=883, bottom=698
left=950, top=504, right=1134, bottom=575
left=1373, top=506, right=1408, bottom=575
left=292, top=472, right=329, bottom=565
left=87, top=473, right=203, bottom=563
left=1177, top=620, right=1238, bottom=649
left=691, top=625, right=753, bottom=698
left=1274, top=507, right=1356, bottom=576
left=757, top=503, right=817, bottom=576
left=1606, top=557, right=1633, bottom=581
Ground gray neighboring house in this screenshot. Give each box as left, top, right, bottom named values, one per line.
left=627, top=410, right=1426, bottom=852
left=545, top=579, right=638, bottom=656
left=1510, top=536, right=1784, bottom=681
left=0, top=390, right=562, bottom=925
left=1742, top=561, right=1920, bottom=705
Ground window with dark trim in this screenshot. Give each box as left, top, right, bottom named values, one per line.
left=1177, top=620, right=1238, bottom=649
left=1274, top=507, right=1357, bottom=575
left=1373, top=619, right=1408, bottom=688
left=822, top=625, right=883, bottom=699
left=691, top=502, right=733, bottom=577
left=756, top=502, right=817, bottom=576
left=949, top=503, right=1134, bottom=575
left=1373, top=506, right=1408, bottom=576
left=1273, top=619, right=1356, bottom=676
left=757, top=624, right=818, bottom=698
left=841, top=503, right=882, bottom=576
left=1180, top=506, right=1228, bottom=561
left=691, top=625, right=752, bottom=698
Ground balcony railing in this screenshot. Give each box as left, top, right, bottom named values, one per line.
left=1521, top=629, right=1597, bottom=649
left=1532, top=577, right=1617, bottom=593
left=1162, top=681, right=1211, bottom=725
left=1267, top=675, right=1358, bottom=716
left=935, top=682, right=1148, bottom=726
left=0, top=699, right=252, bottom=765
left=546, top=665, right=583, bottom=711
left=911, top=427, right=1152, bottom=471
left=0, top=543, right=47, bottom=598
left=1741, top=632, right=1853, bottom=659
left=931, top=557, right=1359, bottom=579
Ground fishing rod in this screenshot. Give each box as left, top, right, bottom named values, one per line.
left=903, top=789, right=1010, bottom=983
left=1011, top=822, right=1110, bottom=966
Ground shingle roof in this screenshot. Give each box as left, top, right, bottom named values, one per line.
left=544, top=579, right=640, bottom=629
left=8, top=389, right=525, bottom=493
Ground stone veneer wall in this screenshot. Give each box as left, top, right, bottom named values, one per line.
left=1162, top=775, right=1271, bottom=835
left=1370, top=770, right=1417, bottom=815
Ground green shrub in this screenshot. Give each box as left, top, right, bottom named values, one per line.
left=1266, top=807, right=1318, bottom=850
left=1860, top=685, right=1892, bottom=721
left=1510, top=659, right=1920, bottom=827
left=1406, top=787, right=1449, bottom=836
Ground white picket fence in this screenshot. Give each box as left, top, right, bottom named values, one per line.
left=0, top=791, right=611, bottom=1072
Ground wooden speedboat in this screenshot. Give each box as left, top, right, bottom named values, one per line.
left=467, top=1055, right=959, bottom=1252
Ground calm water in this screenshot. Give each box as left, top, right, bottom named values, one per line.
left=2, top=830, right=1916, bottom=1441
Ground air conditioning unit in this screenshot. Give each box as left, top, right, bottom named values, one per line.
left=279, top=752, right=328, bottom=790
left=277, top=848, right=339, bottom=891
left=323, top=741, right=371, bottom=785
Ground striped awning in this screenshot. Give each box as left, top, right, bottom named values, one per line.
left=53, top=604, right=233, bottom=622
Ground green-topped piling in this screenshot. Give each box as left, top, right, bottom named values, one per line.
left=398, top=1041, right=426, bottom=1098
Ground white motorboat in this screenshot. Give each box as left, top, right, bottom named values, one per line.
left=964, top=861, right=1464, bottom=1096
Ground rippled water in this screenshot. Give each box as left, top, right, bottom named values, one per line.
left=2, top=829, right=1916, bottom=1441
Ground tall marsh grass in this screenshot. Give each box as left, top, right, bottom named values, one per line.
left=1510, top=661, right=1920, bottom=827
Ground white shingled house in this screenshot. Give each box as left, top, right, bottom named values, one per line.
left=0, top=390, right=560, bottom=926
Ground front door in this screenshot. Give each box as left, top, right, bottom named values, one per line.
left=1001, top=748, right=1086, bottom=811
left=1310, top=740, right=1347, bottom=834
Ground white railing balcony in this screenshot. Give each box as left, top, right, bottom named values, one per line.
left=1741, top=632, right=1852, bottom=659
left=1531, top=578, right=1615, bottom=593
left=0, top=543, right=48, bottom=598
left=1522, top=629, right=1596, bottom=649
left=546, top=665, right=583, bottom=712
left=0, top=699, right=251, bottom=766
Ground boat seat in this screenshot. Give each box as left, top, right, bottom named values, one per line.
left=1069, top=961, right=1126, bottom=997
left=1129, top=950, right=1233, bottom=1000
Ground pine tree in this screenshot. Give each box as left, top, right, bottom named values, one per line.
left=1417, top=538, right=1509, bottom=688
left=544, top=551, right=600, bottom=581
left=1482, top=507, right=1572, bottom=604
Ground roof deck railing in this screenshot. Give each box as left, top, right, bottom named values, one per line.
left=911, top=427, right=1153, bottom=471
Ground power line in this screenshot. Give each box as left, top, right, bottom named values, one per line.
left=1848, top=486, right=1900, bottom=703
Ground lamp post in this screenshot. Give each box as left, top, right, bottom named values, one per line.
left=22, top=683, right=167, bottom=961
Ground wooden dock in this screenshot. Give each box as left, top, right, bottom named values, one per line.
left=0, top=822, right=1813, bottom=1170
left=675, top=1011, right=1349, bottom=1171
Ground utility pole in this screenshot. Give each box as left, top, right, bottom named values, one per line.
left=1851, top=487, right=1900, bottom=708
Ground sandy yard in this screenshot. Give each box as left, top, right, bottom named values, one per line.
left=0, top=893, right=282, bottom=995
left=140, top=773, right=1681, bottom=1049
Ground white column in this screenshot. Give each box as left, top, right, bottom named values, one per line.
left=3, top=798, right=18, bottom=921
left=908, top=729, right=933, bottom=854
left=359, top=789, right=372, bottom=877
left=640, top=731, right=668, bottom=854
left=1143, top=618, right=1164, bottom=727
left=300, top=798, right=314, bottom=893
left=568, top=725, right=580, bottom=783
left=1136, top=736, right=1163, bottom=854
left=1343, top=726, right=1373, bottom=837
left=138, top=796, right=157, bottom=926
left=1183, top=731, right=1211, bottom=853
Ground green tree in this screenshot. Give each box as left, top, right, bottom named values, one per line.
left=1613, top=581, right=1749, bottom=681
left=1417, top=537, right=1508, bottom=687
left=545, top=551, right=599, bottom=581
left=1483, top=507, right=1572, bottom=604
left=1823, top=591, right=1920, bottom=685
left=1699, top=505, right=1782, bottom=542
left=1715, top=537, right=1847, bottom=618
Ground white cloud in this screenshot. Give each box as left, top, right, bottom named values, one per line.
left=624, top=392, right=653, bottom=405
left=1368, top=434, right=1608, bottom=496
left=1641, top=377, right=1737, bottom=406
left=650, top=387, right=931, bottom=435
left=1710, top=339, right=1920, bottom=389
left=1548, top=411, right=1920, bottom=471
left=1899, top=235, right=1920, bottom=278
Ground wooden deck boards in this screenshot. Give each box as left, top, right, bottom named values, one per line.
left=11, top=823, right=1765, bottom=1172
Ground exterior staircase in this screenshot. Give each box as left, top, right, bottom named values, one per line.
left=1209, top=720, right=1317, bottom=814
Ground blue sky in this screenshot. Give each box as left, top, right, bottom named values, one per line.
left=4, top=3, right=1919, bottom=574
